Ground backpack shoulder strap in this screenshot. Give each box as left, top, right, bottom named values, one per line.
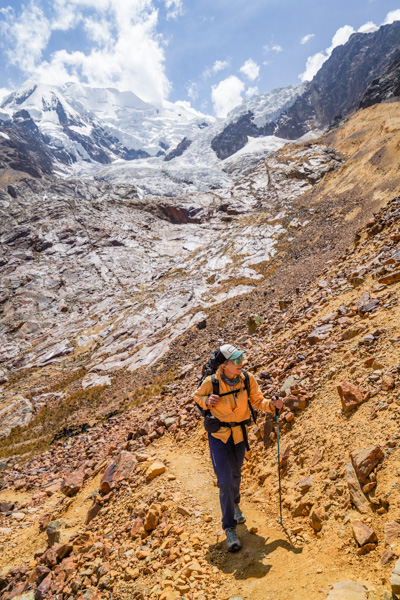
left=243, top=370, right=250, bottom=397
left=242, top=370, right=257, bottom=424
left=211, top=374, right=220, bottom=396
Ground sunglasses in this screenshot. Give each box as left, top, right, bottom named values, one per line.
left=230, top=357, right=244, bottom=365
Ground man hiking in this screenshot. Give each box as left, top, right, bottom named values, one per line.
left=194, top=344, right=283, bottom=552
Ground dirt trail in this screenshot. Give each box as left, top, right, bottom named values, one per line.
left=153, top=432, right=366, bottom=600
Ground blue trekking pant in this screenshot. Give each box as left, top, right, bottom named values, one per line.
left=208, top=433, right=246, bottom=530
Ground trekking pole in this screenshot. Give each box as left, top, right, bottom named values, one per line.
left=275, top=395, right=283, bottom=525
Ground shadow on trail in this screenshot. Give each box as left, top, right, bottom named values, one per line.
left=205, top=525, right=302, bottom=580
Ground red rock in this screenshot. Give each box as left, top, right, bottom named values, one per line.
left=310, top=507, right=324, bottom=532
left=146, top=460, right=166, bottom=480
left=381, top=549, right=395, bottom=565
left=100, top=451, right=137, bottom=493
left=131, top=517, right=144, bottom=539
left=362, top=482, right=376, bottom=494
left=350, top=446, right=384, bottom=483
left=385, top=521, right=400, bottom=547
left=298, top=476, right=313, bottom=492
left=378, top=271, right=400, bottom=285
left=345, top=463, right=369, bottom=514
left=62, top=471, right=84, bottom=497
left=55, top=543, right=73, bottom=560
left=0, top=501, right=15, bottom=513
left=381, top=374, right=395, bottom=391
left=144, top=504, right=161, bottom=531
left=36, top=574, right=52, bottom=599
left=311, top=448, right=324, bottom=468
left=6, top=582, right=27, bottom=598
left=352, top=520, right=377, bottom=546
left=292, top=499, right=313, bottom=517
left=100, top=462, right=117, bottom=493
left=356, top=543, right=376, bottom=555
left=337, top=382, right=365, bottom=412
left=285, top=412, right=294, bottom=422
left=85, top=502, right=101, bottom=525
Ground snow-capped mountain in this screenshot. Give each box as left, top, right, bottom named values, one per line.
left=0, top=81, right=213, bottom=166
left=0, top=80, right=304, bottom=196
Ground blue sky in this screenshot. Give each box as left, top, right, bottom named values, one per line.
left=0, top=0, right=400, bottom=117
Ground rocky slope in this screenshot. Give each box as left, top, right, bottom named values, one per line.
left=0, top=141, right=400, bottom=600
left=0, top=99, right=400, bottom=599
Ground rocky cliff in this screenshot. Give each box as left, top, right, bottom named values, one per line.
left=211, top=21, right=400, bottom=159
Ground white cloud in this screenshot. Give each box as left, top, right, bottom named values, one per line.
left=211, top=76, right=244, bottom=118
left=187, top=82, right=199, bottom=101
left=300, top=52, right=327, bottom=82
left=0, top=87, right=11, bottom=104
left=164, top=0, right=184, bottom=20
left=326, top=25, right=355, bottom=55
left=0, top=0, right=178, bottom=105
left=299, top=25, right=355, bottom=82
left=264, top=44, right=282, bottom=53
left=358, top=21, right=378, bottom=33
left=202, top=60, right=230, bottom=79
left=383, top=9, right=400, bottom=25
left=301, top=33, right=315, bottom=45
left=213, top=60, right=230, bottom=74
left=0, top=3, right=52, bottom=73
left=239, top=59, right=260, bottom=81
left=245, top=86, right=258, bottom=97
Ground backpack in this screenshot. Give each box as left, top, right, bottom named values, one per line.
left=196, top=349, right=257, bottom=449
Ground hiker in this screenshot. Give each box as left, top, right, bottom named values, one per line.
left=194, top=344, right=283, bottom=552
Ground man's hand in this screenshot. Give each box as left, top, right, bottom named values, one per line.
left=271, top=397, right=284, bottom=410
left=206, top=394, right=220, bottom=407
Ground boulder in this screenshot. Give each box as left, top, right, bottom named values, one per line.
left=337, top=382, right=365, bottom=412
left=327, top=581, right=368, bottom=600
left=0, top=501, right=15, bottom=513
left=391, top=557, right=400, bottom=596
left=385, top=521, right=400, bottom=549
left=146, top=460, right=166, bottom=480
left=381, top=374, right=395, bottom=391
left=350, top=446, right=384, bottom=483
left=378, top=271, right=400, bottom=285
left=351, top=520, right=377, bottom=546
left=345, top=463, right=369, bottom=514
left=298, top=476, right=313, bottom=493
left=144, top=504, right=161, bottom=531
left=100, top=451, right=137, bottom=492
left=310, top=507, right=324, bottom=532
left=62, top=470, right=84, bottom=496
left=46, top=519, right=63, bottom=547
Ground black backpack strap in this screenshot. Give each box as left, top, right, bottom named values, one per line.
left=242, top=370, right=257, bottom=425
left=211, top=374, right=219, bottom=396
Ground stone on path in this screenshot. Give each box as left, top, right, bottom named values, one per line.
left=345, top=463, right=369, bottom=514
left=350, top=446, right=384, bottom=483
left=327, top=581, right=368, bottom=600
left=385, top=521, right=400, bottom=549
left=351, top=520, right=377, bottom=546
left=391, top=557, right=400, bottom=596
left=146, top=460, right=166, bottom=480
left=337, top=382, right=365, bottom=412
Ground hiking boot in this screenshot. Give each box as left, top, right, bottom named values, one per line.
left=225, top=527, right=241, bottom=552
left=234, top=504, right=246, bottom=524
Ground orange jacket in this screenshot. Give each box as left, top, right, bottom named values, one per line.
left=193, top=367, right=275, bottom=444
